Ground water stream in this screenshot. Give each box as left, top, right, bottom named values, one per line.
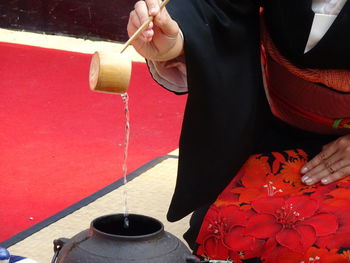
left=121, top=93, right=130, bottom=229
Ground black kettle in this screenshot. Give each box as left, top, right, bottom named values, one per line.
left=52, top=214, right=196, bottom=263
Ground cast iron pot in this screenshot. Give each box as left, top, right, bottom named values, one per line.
left=52, top=214, right=196, bottom=263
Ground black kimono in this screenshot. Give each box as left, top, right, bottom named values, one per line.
left=156, top=0, right=350, bottom=261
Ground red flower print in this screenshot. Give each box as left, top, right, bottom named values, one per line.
left=261, top=238, right=348, bottom=263
left=278, top=158, right=307, bottom=188
left=284, top=149, right=308, bottom=161
left=323, top=188, right=350, bottom=208
left=273, top=247, right=349, bottom=263
left=270, top=149, right=307, bottom=175
left=214, top=155, right=269, bottom=208
left=341, top=250, right=350, bottom=261
left=260, top=238, right=287, bottom=263
left=271, top=152, right=286, bottom=174
left=230, top=150, right=310, bottom=206
left=308, top=183, right=337, bottom=199
left=196, top=149, right=350, bottom=262
left=245, top=196, right=338, bottom=252
left=316, top=192, right=350, bottom=249
left=316, top=231, right=350, bottom=250
left=231, top=168, right=290, bottom=207
left=196, top=205, right=257, bottom=261
left=214, top=189, right=240, bottom=208
left=229, top=154, right=272, bottom=203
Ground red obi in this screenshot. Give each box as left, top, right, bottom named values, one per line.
left=261, top=26, right=350, bottom=135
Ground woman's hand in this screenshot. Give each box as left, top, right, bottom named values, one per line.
left=301, top=135, right=350, bottom=185
left=127, top=0, right=183, bottom=61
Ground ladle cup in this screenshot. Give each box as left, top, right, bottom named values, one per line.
left=89, top=51, right=132, bottom=94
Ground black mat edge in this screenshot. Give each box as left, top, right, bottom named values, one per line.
left=1, top=154, right=178, bottom=248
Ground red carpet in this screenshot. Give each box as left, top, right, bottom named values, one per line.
left=0, top=42, right=186, bottom=242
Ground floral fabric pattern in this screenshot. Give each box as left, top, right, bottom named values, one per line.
left=195, top=149, right=350, bottom=263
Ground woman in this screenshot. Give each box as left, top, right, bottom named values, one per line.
left=128, top=0, right=350, bottom=262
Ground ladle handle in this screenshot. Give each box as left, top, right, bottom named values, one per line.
left=51, top=238, right=69, bottom=263
left=120, top=0, right=171, bottom=53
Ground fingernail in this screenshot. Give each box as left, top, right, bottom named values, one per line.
left=150, top=7, right=158, bottom=14
left=305, top=179, right=313, bottom=185
left=301, top=167, right=308, bottom=174
left=144, top=30, right=151, bottom=36
left=302, top=176, right=313, bottom=185
left=321, top=178, right=329, bottom=184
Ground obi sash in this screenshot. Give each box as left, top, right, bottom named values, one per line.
left=261, top=22, right=350, bottom=135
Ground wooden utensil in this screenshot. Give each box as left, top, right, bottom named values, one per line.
left=89, top=0, right=171, bottom=94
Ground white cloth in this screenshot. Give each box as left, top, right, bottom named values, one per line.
left=148, top=0, right=348, bottom=92
left=305, top=0, right=347, bottom=52
left=313, top=0, right=347, bottom=14
left=147, top=54, right=187, bottom=93
left=13, top=259, right=37, bottom=263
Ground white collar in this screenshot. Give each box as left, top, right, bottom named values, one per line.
left=305, top=0, right=347, bottom=53
left=312, top=0, right=347, bottom=15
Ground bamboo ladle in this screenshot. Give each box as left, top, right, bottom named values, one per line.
left=89, top=0, right=171, bottom=94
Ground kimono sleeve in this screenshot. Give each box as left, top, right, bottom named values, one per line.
left=164, top=0, right=264, bottom=221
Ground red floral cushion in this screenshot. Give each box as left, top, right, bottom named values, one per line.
left=196, top=149, right=350, bottom=263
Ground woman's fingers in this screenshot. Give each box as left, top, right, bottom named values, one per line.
left=128, top=9, right=151, bottom=41
left=154, top=6, right=179, bottom=37
left=129, top=0, right=174, bottom=42
left=133, top=1, right=155, bottom=40
left=301, top=135, right=350, bottom=185
left=301, top=142, right=337, bottom=174
left=134, top=1, right=150, bottom=24
left=320, top=165, right=350, bottom=184
left=301, top=152, right=346, bottom=185
left=126, top=0, right=182, bottom=60
left=144, top=0, right=178, bottom=38
left=144, top=0, right=161, bottom=16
